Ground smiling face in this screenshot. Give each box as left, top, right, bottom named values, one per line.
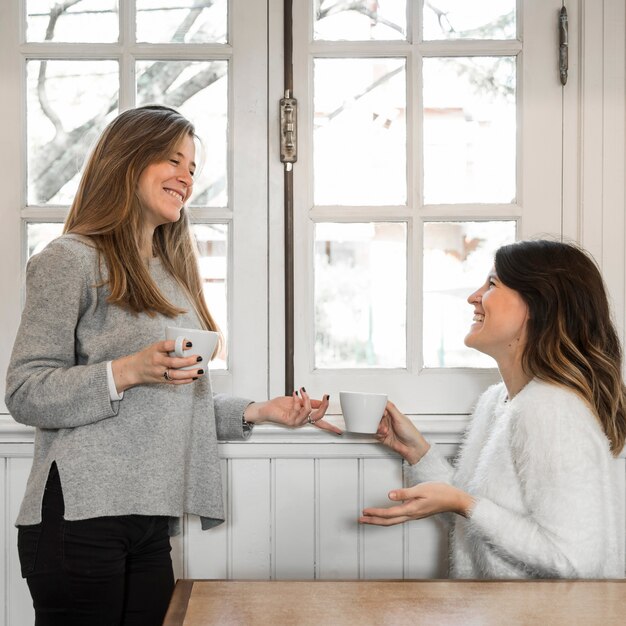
left=464, top=268, right=529, bottom=363
left=136, top=133, right=196, bottom=231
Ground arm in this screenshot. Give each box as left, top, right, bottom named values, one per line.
left=5, top=241, right=118, bottom=429
left=376, top=401, right=455, bottom=484
left=466, top=403, right=613, bottom=578
left=213, top=389, right=339, bottom=441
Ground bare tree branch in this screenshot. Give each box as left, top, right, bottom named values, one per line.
left=316, top=1, right=404, bottom=36
left=36, top=2, right=84, bottom=139
left=44, top=0, right=83, bottom=39
left=171, top=0, right=216, bottom=43
left=324, top=65, right=403, bottom=122
left=163, top=64, right=227, bottom=108
left=37, top=61, right=63, bottom=137
left=33, top=0, right=223, bottom=203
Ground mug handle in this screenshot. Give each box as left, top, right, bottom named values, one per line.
left=174, top=335, right=186, bottom=358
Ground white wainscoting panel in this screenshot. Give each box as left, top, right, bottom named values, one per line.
left=0, top=458, right=5, bottom=626
left=361, top=457, right=405, bottom=579
left=184, top=458, right=228, bottom=579
left=274, top=458, right=316, bottom=579
left=6, top=456, right=35, bottom=626
left=318, top=458, right=359, bottom=579
left=230, top=458, right=272, bottom=579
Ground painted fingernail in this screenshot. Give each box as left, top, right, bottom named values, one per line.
left=193, top=377, right=198, bottom=381
left=325, top=394, right=330, bottom=401
left=186, top=341, right=193, bottom=348
left=198, top=369, right=204, bottom=375
left=196, top=356, right=202, bottom=362
left=302, top=387, right=306, bottom=393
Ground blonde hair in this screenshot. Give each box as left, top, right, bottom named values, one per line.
left=64, top=105, right=221, bottom=347
left=495, top=240, right=626, bottom=455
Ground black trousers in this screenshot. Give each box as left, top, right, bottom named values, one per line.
left=17, top=463, right=175, bottom=626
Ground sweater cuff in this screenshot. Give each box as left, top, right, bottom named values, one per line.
left=106, top=361, right=124, bottom=402
left=403, top=443, right=453, bottom=486
left=213, top=394, right=255, bottom=440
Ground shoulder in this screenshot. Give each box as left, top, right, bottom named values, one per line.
left=473, top=382, right=507, bottom=415
left=513, top=379, right=592, bottom=420
left=464, top=382, right=506, bottom=436
left=509, top=379, right=609, bottom=451
left=29, top=234, right=99, bottom=272
left=26, top=235, right=102, bottom=291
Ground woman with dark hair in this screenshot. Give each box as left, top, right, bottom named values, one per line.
left=360, top=240, right=626, bottom=579
left=5, top=105, right=339, bottom=625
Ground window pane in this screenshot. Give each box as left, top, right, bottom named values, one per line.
left=423, top=221, right=516, bottom=368
left=423, top=0, right=516, bottom=41
left=136, top=0, right=227, bottom=44
left=314, top=0, right=406, bottom=41
left=314, top=58, right=406, bottom=206
left=27, top=0, right=118, bottom=42
left=423, top=56, right=516, bottom=204
left=315, top=222, right=406, bottom=368
left=27, top=60, right=119, bottom=206
left=193, top=223, right=228, bottom=369
left=26, top=222, right=64, bottom=258
left=136, top=60, right=228, bottom=208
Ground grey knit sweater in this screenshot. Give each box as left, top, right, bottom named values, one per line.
left=5, top=234, right=252, bottom=534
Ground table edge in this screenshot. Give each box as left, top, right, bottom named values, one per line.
left=163, top=579, right=194, bottom=626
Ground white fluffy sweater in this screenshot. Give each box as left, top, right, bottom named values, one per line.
left=406, top=379, right=624, bottom=579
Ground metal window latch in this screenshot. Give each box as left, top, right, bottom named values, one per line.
left=559, top=6, right=568, bottom=86
left=280, top=96, right=298, bottom=164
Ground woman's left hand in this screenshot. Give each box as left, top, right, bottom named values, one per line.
left=243, top=388, right=342, bottom=435
left=359, top=482, right=474, bottom=526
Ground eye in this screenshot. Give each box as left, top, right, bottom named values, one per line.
left=169, top=159, right=180, bottom=166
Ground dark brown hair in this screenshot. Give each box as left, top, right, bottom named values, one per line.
left=495, top=239, right=626, bottom=455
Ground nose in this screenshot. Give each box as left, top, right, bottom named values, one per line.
left=178, top=170, right=193, bottom=187
left=467, top=288, right=482, bottom=305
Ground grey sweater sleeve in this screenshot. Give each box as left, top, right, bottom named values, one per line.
left=213, top=393, right=253, bottom=440
left=5, top=240, right=118, bottom=428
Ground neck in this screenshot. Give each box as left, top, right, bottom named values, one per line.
left=139, top=225, right=156, bottom=261
left=497, top=357, right=532, bottom=401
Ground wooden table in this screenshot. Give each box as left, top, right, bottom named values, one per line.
left=163, top=579, right=626, bottom=625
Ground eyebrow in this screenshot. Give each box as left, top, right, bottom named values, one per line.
left=175, top=151, right=196, bottom=169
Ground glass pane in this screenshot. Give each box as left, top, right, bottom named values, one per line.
left=27, top=60, right=119, bottom=206
left=314, top=58, right=406, bottom=206
left=423, top=221, right=516, bottom=368
left=314, top=0, right=406, bottom=41
left=26, top=222, right=64, bottom=258
left=315, top=222, right=406, bottom=368
left=136, top=0, right=227, bottom=44
left=423, top=56, right=516, bottom=204
left=423, top=0, right=516, bottom=41
left=27, top=0, right=119, bottom=42
left=193, top=223, right=228, bottom=369
left=136, top=60, right=228, bottom=208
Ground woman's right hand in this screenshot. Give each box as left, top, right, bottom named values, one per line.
left=376, top=401, right=430, bottom=465
left=111, top=339, right=204, bottom=392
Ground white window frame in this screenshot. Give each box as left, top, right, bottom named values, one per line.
left=289, top=0, right=565, bottom=414
left=0, top=0, right=270, bottom=413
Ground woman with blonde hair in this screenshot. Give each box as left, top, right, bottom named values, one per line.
left=361, top=239, right=626, bottom=579
left=6, top=105, right=339, bottom=625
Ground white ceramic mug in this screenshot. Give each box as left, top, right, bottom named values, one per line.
left=165, top=326, right=219, bottom=370
left=339, top=391, right=388, bottom=434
